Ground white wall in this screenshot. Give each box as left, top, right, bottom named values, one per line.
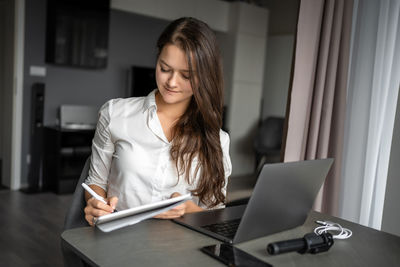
left=262, top=34, right=294, bottom=119
left=215, top=32, right=234, bottom=110
left=225, top=3, right=269, bottom=176
left=381, top=89, right=400, bottom=237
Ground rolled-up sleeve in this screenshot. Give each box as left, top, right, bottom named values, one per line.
left=221, top=131, right=232, bottom=181
left=220, top=130, right=232, bottom=204
left=85, top=100, right=115, bottom=191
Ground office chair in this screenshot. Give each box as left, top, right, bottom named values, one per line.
left=62, top=157, right=90, bottom=267
left=63, top=157, right=90, bottom=230
left=253, top=116, right=284, bottom=171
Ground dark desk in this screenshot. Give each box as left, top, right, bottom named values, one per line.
left=43, top=126, right=94, bottom=194
left=61, top=211, right=400, bottom=266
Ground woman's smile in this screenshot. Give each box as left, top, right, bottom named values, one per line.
left=164, top=87, right=180, bottom=94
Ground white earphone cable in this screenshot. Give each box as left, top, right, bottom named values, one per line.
left=314, top=220, right=352, bottom=240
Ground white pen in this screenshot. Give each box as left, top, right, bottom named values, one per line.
left=81, top=183, right=107, bottom=204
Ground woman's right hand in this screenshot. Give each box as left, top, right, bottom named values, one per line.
left=84, top=197, right=118, bottom=226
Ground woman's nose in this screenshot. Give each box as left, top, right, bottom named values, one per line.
left=167, top=72, right=178, bottom=87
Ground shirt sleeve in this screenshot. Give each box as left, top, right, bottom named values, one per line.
left=217, top=130, right=233, bottom=208
left=85, top=100, right=115, bottom=191
left=221, top=130, right=232, bottom=181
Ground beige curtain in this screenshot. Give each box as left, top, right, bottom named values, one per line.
left=283, top=0, right=353, bottom=216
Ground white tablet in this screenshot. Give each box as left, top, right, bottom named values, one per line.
left=95, top=194, right=192, bottom=232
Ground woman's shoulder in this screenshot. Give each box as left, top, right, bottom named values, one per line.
left=100, top=96, right=147, bottom=116
left=103, top=96, right=146, bottom=108
left=100, top=90, right=157, bottom=116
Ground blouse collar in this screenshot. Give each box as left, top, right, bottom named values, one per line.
left=142, top=89, right=158, bottom=112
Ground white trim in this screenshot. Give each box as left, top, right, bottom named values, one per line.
left=10, top=0, right=25, bottom=190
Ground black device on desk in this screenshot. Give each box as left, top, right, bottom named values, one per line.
left=267, top=232, right=334, bottom=255
left=201, top=244, right=272, bottom=267
left=174, top=159, right=334, bottom=244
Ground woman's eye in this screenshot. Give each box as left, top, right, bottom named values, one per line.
left=181, top=74, right=190, bottom=80
left=160, top=67, right=169, bottom=72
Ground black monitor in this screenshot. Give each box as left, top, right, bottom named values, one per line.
left=130, top=66, right=157, bottom=97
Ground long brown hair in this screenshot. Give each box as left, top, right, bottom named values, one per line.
left=156, top=17, right=225, bottom=207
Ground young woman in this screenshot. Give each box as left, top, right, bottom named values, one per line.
left=84, top=17, right=232, bottom=226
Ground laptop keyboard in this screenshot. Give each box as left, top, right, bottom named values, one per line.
left=202, top=218, right=241, bottom=239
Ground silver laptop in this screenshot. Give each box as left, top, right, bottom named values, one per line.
left=173, top=158, right=334, bottom=244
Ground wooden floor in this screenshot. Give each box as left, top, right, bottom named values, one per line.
left=0, top=190, right=72, bottom=267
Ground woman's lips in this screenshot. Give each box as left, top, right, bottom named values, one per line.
left=165, top=87, right=179, bottom=93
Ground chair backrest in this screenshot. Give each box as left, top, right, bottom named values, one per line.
left=254, top=117, right=285, bottom=152
left=62, top=157, right=91, bottom=267
left=63, top=157, right=90, bottom=230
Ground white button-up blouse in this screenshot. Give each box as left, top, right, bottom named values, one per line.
left=85, top=90, right=232, bottom=211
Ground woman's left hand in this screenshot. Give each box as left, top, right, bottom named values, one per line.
left=154, top=192, right=187, bottom=219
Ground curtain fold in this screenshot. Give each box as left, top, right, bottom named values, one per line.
left=283, top=0, right=353, bottom=215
